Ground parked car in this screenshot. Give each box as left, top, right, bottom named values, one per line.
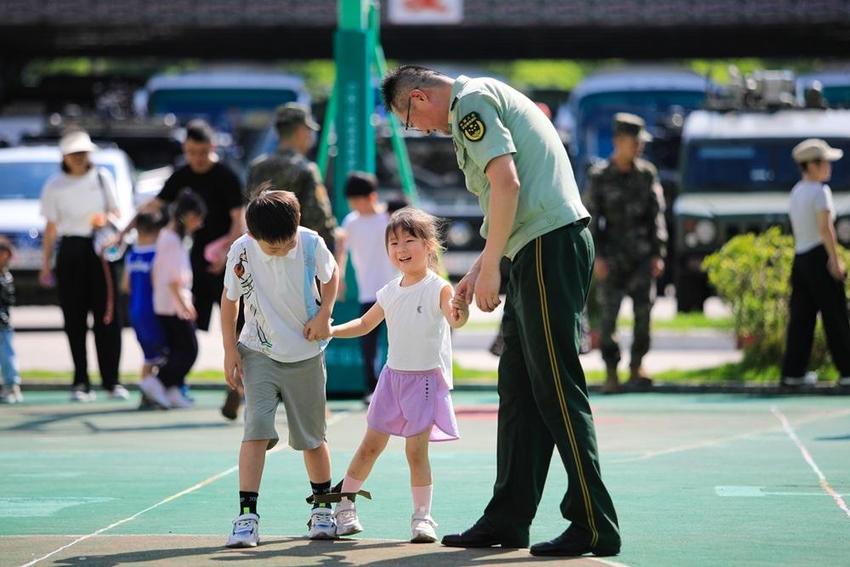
left=0, top=145, right=144, bottom=304
left=674, top=75, right=850, bottom=311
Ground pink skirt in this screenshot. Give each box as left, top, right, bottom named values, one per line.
left=366, top=366, right=459, bottom=442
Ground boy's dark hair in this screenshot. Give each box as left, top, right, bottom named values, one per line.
left=380, top=65, right=447, bottom=112
left=246, top=189, right=301, bottom=243
left=135, top=210, right=165, bottom=235
left=798, top=159, right=823, bottom=173
left=344, top=171, right=378, bottom=198
left=171, top=189, right=207, bottom=237
left=386, top=197, right=410, bottom=213
left=185, top=119, right=215, bottom=144
left=0, top=235, right=13, bottom=256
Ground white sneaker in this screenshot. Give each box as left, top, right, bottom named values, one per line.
left=0, top=385, right=22, bottom=404
left=70, top=388, right=96, bottom=403
left=308, top=507, right=337, bottom=539
left=108, top=384, right=130, bottom=400
left=410, top=514, right=438, bottom=543
left=782, top=372, right=818, bottom=387
left=166, top=386, right=194, bottom=409
left=139, top=376, right=171, bottom=408
left=334, top=499, right=363, bottom=536
left=225, top=513, right=259, bottom=548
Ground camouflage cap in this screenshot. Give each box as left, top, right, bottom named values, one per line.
left=275, top=103, right=320, bottom=132
left=613, top=112, right=652, bottom=142
left=792, top=138, right=844, bottom=163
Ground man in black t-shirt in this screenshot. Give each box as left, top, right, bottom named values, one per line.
left=146, top=120, right=246, bottom=331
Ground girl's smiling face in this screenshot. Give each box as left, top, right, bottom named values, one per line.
left=386, top=228, right=431, bottom=275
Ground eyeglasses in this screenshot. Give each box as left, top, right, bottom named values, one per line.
left=404, top=95, right=413, bottom=131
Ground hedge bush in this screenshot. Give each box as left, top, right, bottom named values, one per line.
left=702, top=227, right=850, bottom=371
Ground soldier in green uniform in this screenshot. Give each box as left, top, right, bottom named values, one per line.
left=381, top=65, right=620, bottom=558
left=585, top=114, right=667, bottom=394
left=247, top=103, right=338, bottom=252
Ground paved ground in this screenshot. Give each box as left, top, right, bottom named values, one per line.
left=2, top=391, right=848, bottom=566
left=12, top=297, right=738, bottom=378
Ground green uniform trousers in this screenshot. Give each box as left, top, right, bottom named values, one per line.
left=482, top=221, right=620, bottom=548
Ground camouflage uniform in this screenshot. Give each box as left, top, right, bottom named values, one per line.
left=247, top=104, right=337, bottom=251
left=585, top=155, right=667, bottom=372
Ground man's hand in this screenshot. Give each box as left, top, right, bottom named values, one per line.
left=455, top=265, right=480, bottom=305
left=828, top=256, right=847, bottom=281
left=38, top=267, right=55, bottom=288
left=304, top=311, right=332, bottom=341
left=474, top=264, right=502, bottom=312
left=594, top=258, right=610, bottom=281
left=650, top=256, right=665, bottom=279
left=224, top=346, right=244, bottom=392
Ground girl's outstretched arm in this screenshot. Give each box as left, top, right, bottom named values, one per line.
left=331, top=302, right=386, bottom=338
left=441, top=284, right=469, bottom=329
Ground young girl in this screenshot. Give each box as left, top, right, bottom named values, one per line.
left=329, top=208, right=469, bottom=543
left=151, top=189, right=206, bottom=409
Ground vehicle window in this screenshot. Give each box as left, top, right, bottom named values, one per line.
left=824, top=86, right=850, bottom=108
left=0, top=162, right=118, bottom=200
left=148, top=88, right=300, bottom=132
left=577, top=90, right=705, bottom=161
left=683, top=139, right=850, bottom=192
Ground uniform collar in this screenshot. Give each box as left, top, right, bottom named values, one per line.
left=449, top=75, right=471, bottom=129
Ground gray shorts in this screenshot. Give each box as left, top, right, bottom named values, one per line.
left=238, top=343, right=327, bottom=451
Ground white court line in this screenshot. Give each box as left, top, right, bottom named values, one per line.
left=20, top=410, right=351, bottom=567
left=771, top=407, right=850, bottom=521
left=612, top=408, right=850, bottom=464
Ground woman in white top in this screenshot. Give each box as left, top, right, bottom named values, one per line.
left=328, top=208, right=469, bottom=543
left=782, top=138, right=850, bottom=388
left=39, top=130, right=128, bottom=402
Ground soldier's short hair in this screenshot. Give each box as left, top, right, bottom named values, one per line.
left=381, top=65, right=448, bottom=112
left=246, top=188, right=301, bottom=243
left=344, top=171, right=378, bottom=198
left=185, top=119, right=215, bottom=144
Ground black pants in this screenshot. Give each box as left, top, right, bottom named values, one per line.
left=191, top=257, right=224, bottom=332
left=360, top=302, right=386, bottom=393
left=56, top=237, right=122, bottom=392
left=782, top=245, right=850, bottom=377
left=482, top=223, right=620, bottom=548
left=157, top=315, right=198, bottom=388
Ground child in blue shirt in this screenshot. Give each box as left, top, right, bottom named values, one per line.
left=123, top=211, right=168, bottom=407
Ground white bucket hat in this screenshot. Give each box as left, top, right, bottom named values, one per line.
left=59, top=130, right=98, bottom=155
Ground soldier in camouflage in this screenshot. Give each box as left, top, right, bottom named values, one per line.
left=247, top=103, right=338, bottom=252
left=585, top=113, right=667, bottom=394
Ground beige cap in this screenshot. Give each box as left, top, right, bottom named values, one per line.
left=792, top=138, right=843, bottom=163
left=59, top=130, right=98, bottom=155
left=275, top=103, right=320, bottom=131
left=613, top=112, right=653, bottom=142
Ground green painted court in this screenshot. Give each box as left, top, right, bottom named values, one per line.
left=1, top=391, right=848, bottom=566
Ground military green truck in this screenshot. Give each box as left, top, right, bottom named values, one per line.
left=674, top=73, right=850, bottom=311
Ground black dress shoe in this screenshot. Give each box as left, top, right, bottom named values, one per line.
left=441, top=518, right=527, bottom=549
left=530, top=527, right=620, bottom=557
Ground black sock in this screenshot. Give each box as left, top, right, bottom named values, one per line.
left=239, top=491, right=258, bottom=515
left=311, top=480, right=332, bottom=509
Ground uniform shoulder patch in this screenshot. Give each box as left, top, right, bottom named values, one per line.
left=458, top=111, right=486, bottom=142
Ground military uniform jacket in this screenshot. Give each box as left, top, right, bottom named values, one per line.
left=584, top=158, right=667, bottom=266
left=449, top=75, right=589, bottom=260
left=248, top=148, right=337, bottom=248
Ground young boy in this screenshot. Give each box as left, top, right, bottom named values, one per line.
left=123, top=211, right=169, bottom=408
left=337, top=172, right=398, bottom=400
left=221, top=189, right=340, bottom=547
left=0, top=237, right=22, bottom=404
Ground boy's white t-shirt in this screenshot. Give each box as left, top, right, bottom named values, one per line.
left=341, top=210, right=398, bottom=303
left=223, top=228, right=336, bottom=363
left=376, top=270, right=453, bottom=389
left=789, top=180, right=836, bottom=254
